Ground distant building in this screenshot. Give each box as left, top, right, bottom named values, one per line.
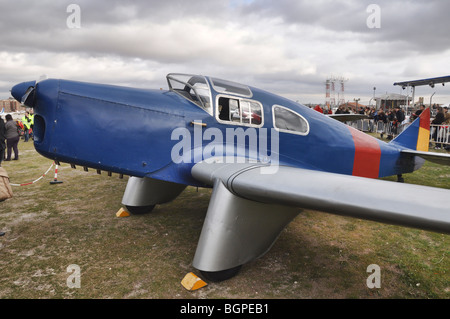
left=0, top=98, right=21, bottom=112
left=375, top=93, right=408, bottom=110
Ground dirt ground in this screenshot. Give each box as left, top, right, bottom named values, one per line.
left=0, top=142, right=449, bottom=300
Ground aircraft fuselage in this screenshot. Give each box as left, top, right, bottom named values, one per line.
left=11, top=76, right=417, bottom=187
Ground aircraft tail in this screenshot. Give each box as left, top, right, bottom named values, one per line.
left=390, top=107, right=430, bottom=151
left=0, top=107, right=4, bottom=114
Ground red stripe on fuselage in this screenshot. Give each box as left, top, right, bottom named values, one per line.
left=348, top=126, right=381, bottom=178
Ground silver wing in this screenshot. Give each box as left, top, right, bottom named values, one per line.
left=327, top=113, right=369, bottom=122
left=190, top=160, right=450, bottom=275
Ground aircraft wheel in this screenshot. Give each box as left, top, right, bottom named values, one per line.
left=200, top=265, right=242, bottom=282
left=125, top=205, right=156, bottom=215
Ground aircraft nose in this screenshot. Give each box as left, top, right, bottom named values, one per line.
left=11, top=80, right=36, bottom=107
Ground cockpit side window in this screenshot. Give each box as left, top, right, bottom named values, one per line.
left=217, top=96, right=263, bottom=127
left=273, top=105, right=309, bottom=135
left=167, top=73, right=212, bottom=115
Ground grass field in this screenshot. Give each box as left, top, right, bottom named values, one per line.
left=0, top=138, right=449, bottom=299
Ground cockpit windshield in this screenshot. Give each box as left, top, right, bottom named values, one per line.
left=167, top=73, right=212, bottom=114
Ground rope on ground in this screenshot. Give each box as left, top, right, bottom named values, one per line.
left=10, top=162, right=55, bottom=187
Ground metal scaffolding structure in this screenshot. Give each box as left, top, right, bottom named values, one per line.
left=325, top=76, right=348, bottom=109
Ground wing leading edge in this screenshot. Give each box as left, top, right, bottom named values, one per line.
left=192, top=161, right=450, bottom=234
left=327, top=113, right=369, bottom=122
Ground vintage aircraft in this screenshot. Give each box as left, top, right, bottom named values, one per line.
left=10, top=73, right=450, bottom=281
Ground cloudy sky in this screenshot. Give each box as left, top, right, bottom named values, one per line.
left=1, top=0, right=450, bottom=105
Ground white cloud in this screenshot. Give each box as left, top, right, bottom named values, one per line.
left=1, top=0, right=450, bottom=105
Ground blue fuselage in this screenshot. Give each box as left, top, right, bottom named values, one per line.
left=11, top=77, right=412, bottom=186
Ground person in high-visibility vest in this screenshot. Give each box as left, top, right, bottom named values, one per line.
left=29, top=109, right=35, bottom=140
left=21, top=111, right=32, bottom=142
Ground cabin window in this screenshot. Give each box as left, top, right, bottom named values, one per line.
left=273, top=105, right=309, bottom=135
left=217, top=96, right=263, bottom=127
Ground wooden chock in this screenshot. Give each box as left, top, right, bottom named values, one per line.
left=181, top=272, right=207, bottom=291
left=116, top=207, right=130, bottom=218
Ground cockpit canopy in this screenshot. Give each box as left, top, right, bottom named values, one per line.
left=166, top=73, right=309, bottom=135
left=166, top=73, right=253, bottom=115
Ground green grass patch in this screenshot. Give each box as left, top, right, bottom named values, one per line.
left=0, top=138, right=448, bottom=299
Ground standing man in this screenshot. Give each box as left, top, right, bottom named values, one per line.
left=4, top=114, right=19, bottom=161
left=29, top=109, right=35, bottom=140
left=1, top=115, right=8, bottom=236
left=432, top=107, right=445, bottom=149
left=444, top=106, right=450, bottom=123
left=412, top=104, right=425, bottom=121
left=21, top=111, right=32, bottom=142
left=0, top=115, right=5, bottom=166
left=395, top=106, right=405, bottom=124
left=444, top=107, right=450, bottom=151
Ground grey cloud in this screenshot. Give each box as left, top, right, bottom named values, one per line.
left=238, top=0, right=450, bottom=54
left=1, top=0, right=449, bottom=104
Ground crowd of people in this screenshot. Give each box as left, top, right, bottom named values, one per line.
left=0, top=110, right=34, bottom=167
left=313, top=104, right=407, bottom=139
left=315, top=103, right=407, bottom=124
left=1, top=110, right=35, bottom=236
left=312, top=103, right=450, bottom=148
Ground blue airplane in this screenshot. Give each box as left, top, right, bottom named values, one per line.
left=11, top=73, right=450, bottom=281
